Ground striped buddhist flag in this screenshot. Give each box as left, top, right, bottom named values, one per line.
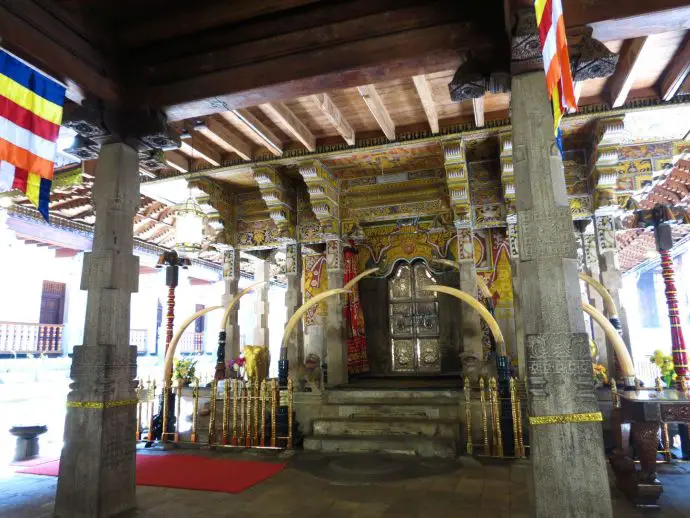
left=0, top=48, right=66, bottom=221
left=534, top=0, right=577, bottom=135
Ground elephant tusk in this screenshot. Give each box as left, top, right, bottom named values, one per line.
left=343, top=267, right=379, bottom=291
left=579, top=273, right=618, bottom=319
left=220, top=281, right=268, bottom=330
left=582, top=302, right=635, bottom=378
left=431, top=258, right=492, bottom=300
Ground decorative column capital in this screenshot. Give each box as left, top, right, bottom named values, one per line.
left=298, top=159, right=340, bottom=241
left=252, top=165, right=296, bottom=243
left=510, top=8, right=542, bottom=75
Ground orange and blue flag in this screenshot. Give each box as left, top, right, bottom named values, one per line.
left=534, top=0, right=577, bottom=135
left=0, top=48, right=66, bottom=221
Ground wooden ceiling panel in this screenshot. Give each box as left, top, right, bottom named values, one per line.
left=284, top=97, right=339, bottom=139
left=630, top=30, right=688, bottom=90
left=326, top=87, right=380, bottom=134
left=372, top=77, right=426, bottom=129
left=426, top=69, right=469, bottom=121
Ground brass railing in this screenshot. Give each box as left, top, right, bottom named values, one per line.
left=130, top=329, right=148, bottom=354
left=179, top=331, right=204, bottom=355
left=135, top=376, right=294, bottom=450
left=0, top=321, right=63, bottom=355
left=463, top=376, right=528, bottom=459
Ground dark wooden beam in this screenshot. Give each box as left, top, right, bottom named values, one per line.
left=660, top=33, right=690, bottom=101
left=0, top=1, right=118, bottom=102
left=160, top=24, right=475, bottom=121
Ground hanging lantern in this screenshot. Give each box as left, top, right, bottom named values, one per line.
left=173, top=194, right=205, bottom=257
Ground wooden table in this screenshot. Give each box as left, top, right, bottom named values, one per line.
left=610, top=389, right=690, bottom=508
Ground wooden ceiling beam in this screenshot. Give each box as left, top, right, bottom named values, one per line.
left=472, top=97, right=485, bottom=128
left=411, top=74, right=439, bottom=134
left=194, top=119, right=253, bottom=161
left=165, top=151, right=189, bottom=173
left=179, top=134, right=222, bottom=166
left=220, top=110, right=283, bottom=157
left=259, top=102, right=316, bottom=152
left=357, top=84, right=396, bottom=141
left=660, top=33, right=690, bottom=101
left=609, top=37, right=650, bottom=108
left=160, top=23, right=477, bottom=120
left=311, top=94, right=355, bottom=146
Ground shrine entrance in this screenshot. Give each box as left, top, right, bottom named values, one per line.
left=388, top=261, right=442, bottom=374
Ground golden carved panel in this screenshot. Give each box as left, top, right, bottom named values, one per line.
left=392, top=339, right=416, bottom=373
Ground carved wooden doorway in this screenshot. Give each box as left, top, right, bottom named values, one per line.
left=388, top=261, right=441, bottom=374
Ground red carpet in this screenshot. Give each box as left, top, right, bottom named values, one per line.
left=16, top=454, right=286, bottom=493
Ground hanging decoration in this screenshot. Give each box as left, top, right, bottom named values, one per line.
left=343, top=246, right=369, bottom=375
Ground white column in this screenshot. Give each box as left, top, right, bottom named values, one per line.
left=253, top=257, right=270, bottom=346
left=325, top=240, right=347, bottom=386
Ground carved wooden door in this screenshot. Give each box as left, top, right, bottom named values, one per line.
left=388, top=262, right=441, bottom=373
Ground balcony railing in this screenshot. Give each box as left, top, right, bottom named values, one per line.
left=0, top=321, right=63, bottom=355
left=179, top=331, right=204, bottom=354
left=130, top=329, right=148, bottom=355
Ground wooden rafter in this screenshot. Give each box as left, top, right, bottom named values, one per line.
left=259, top=102, right=316, bottom=152
left=357, top=84, right=395, bottom=141
left=311, top=93, right=355, bottom=146
left=194, top=119, right=252, bottom=161
left=165, top=151, right=188, bottom=173
left=472, top=97, right=485, bottom=128
left=179, top=134, right=221, bottom=166
left=609, top=37, right=650, bottom=108
left=660, top=32, right=690, bottom=101
left=411, top=75, right=439, bottom=134
left=220, top=109, right=283, bottom=157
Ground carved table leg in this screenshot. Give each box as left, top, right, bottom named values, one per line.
left=628, top=421, right=663, bottom=508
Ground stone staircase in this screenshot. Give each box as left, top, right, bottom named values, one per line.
left=304, top=388, right=463, bottom=458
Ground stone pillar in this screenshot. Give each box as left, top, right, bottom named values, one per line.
left=253, top=256, right=270, bottom=347
left=55, top=143, right=140, bottom=518
left=512, top=71, right=612, bottom=517
left=456, top=224, right=483, bottom=356
left=507, top=215, right=526, bottom=378
left=325, top=239, right=347, bottom=386
left=222, top=249, right=241, bottom=361
left=284, top=244, right=303, bottom=368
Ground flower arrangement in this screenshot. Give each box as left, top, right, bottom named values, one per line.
left=592, top=363, right=608, bottom=385
left=651, top=349, right=677, bottom=387
left=227, top=353, right=246, bottom=379
left=173, top=358, right=197, bottom=384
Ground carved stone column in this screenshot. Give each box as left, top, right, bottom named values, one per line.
left=54, top=143, right=140, bottom=518
left=253, top=256, right=270, bottom=347
left=325, top=239, right=347, bottom=386
left=222, top=249, right=241, bottom=362
left=284, top=244, right=303, bottom=369
left=512, top=70, right=612, bottom=517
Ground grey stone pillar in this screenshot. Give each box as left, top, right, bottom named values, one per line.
left=55, top=143, right=140, bottom=518
left=222, top=249, right=241, bottom=361
left=512, top=71, right=612, bottom=517
left=326, top=240, right=347, bottom=386
left=284, top=244, right=303, bottom=368
left=253, top=257, right=270, bottom=346
left=456, top=224, right=483, bottom=357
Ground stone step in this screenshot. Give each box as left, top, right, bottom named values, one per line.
left=332, top=403, right=460, bottom=420
left=303, top=434, right=457, bottom=458
left=313, top=417, right=460, bottom=439
left=326, top=389, right=462, bottom=405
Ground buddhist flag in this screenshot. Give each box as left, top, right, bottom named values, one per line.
left=534, top=0, right=577, bottom=135
left=0, top=48, right=66, bottom=221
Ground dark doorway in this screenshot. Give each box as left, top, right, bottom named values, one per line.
left=39, top=281, right=66, bottom=325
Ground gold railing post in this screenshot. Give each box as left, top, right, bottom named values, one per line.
left=253, top=383, right=260, bottom=446
left=161, top=381, right=170, bottom=442
left=463, top=376, right=473, bottom=455
left=231, top=380, right=239, bottom=446
left=147, top=379, right=156, bottom=442
left=260, top=380, right=267, bottom=447
left=271, top=380, right=278, bottom=448
left=611, top=378, right=620, bottom=409
left=245, top=383, right=251, bottom=447
left=480, top=378, right=490, bottom=456
left=491, top=378, right=503, bottom=457
left=191, top=378, right=199, bottom=443
left=287, top=377, right=294, bottom=449
left=174, top=379, right=182, bottom=443
left=222, top=378, right=230, bottom=444
left=208, top=379, right=218, bottom=445
left=135, top=380, right=142, bottom=441
left=516, top=379, right=525, bottom=458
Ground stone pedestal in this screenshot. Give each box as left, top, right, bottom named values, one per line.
left=253, top=258, right=270, bottom=347
left=10, top=425, right=47, bottom=461
left=54, top=143, right=140, bottom=518
left=326, top=240, right=347, bottom=387
left=284, top=244, right=303, bottom=369
left=512, top=71, right=612, bottom=517
left=222, top=249, right=241, bottom=362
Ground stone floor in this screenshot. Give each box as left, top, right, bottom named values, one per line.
left=1, top=450, right=689, bottom=517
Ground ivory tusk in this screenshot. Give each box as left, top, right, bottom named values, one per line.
left=220, top=281, right=268, bottom=330
left=431, top=258, right=492, bottom=300
left=163, top=305, right=223, bottom=383
left=425, top=285, right=506, bottom=356
left=582, top=302, right=635, bottom=378
left=281, top=288, right=351, bottom=351
left=343, top=268, right=379, bottom=291
left=579, top=273, right=618, bottom=319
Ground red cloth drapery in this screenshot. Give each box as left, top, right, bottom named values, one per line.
left=343, top=246, right=369, bottom=374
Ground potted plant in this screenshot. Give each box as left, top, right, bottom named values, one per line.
left=651, top=349, right=677, bottom=388
left=226, top=353, right=246, bottom=380
left=173, top=358, right=197, bottom=386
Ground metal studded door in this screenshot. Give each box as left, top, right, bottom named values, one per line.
left=389, top=262, right=441, bottom=373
